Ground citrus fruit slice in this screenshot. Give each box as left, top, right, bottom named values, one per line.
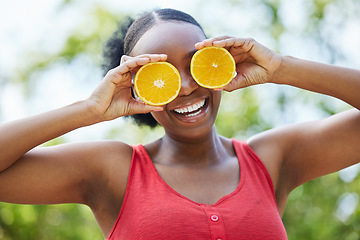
left=190, top=46, right=236, bottom=89
left=134, top=62, right=181, bottom=106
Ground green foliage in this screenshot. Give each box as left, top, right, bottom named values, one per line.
left=263, top=0, right=285, bottom=40
left=0, top=204, right=102, bottom=240
left=106, top=119, right=165, bottom=145
left=283, top=173, right=360, bottom=239
left=312, top=0, right=333, bottom=19
left=1, top=0, right=360, bottom=239
left=216, top=87, right=272, bottom=139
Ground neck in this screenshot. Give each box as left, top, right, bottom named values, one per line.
left=156, top=126, right=228, bottom=167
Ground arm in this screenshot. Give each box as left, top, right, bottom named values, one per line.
left=275, top=56, right=360, bottom=110
left=196, top=37, right=360, bottom=209
left=196, top=37, right=360, bottom=110
left=0, top=101, right=95, bottom=175
left=258, top=56, right=360, bottom=212
left=0, top=54, right=165, bottom=205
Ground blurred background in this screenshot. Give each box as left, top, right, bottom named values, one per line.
left=1, top=0, right=360, bottom=239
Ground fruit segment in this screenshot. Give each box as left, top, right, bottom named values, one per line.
left=190, top=46, right=236, bottom=89
left=134, top=62, right=181, bottom=106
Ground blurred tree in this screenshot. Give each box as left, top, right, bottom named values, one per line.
left=0, top=0, right=359, bottom=239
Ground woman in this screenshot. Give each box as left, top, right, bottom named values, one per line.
left=0, top=8, right=359, bottom=239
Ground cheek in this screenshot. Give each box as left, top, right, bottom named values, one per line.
left=150, top=111, right=167, bottom=127
left=212, top=91, right=222, bottom=110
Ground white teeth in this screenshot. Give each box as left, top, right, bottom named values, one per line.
left=188, top=105, right=195, bottom=112
left=174, top=99, right=206, bottom=114
left=187, top=109, right=202, bottom=117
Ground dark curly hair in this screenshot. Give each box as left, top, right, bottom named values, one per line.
left=102, top=8, right=205, bottom=128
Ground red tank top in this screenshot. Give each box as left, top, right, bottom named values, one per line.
left=107, top=139, right=287, bottom=239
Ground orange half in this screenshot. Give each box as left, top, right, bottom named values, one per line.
left=134, top=62, right=181, bottom=106
left=190, top=46, right=236, bottom=89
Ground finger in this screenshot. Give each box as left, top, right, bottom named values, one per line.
left=223, top=73, right=252, bottom=92
left=213, top=37, right=245, bottom=47
left=120, top=54, right=167, bottom=64
left=114, top=57, right=147, bottom=75
left=131, top=54, right=168, bottom=74
left=206, top=38, right=257, bottom=58
left=135, top=54, right=167, bottom=62
left=117, top=58, right=149, bottom=74
left=106, top=54, right=169, bottom=87
left=117, top=54, right=168, bottom=74
left=104, top=67, right=132, bottom=86
left=195, top=36, right=232, bottom=49
left=128, top=99, right=164, bottom=115
left=120, top=55, right=132, bottom=64
left=222, top=81, right=239, bottom=92
left=196, top=37, right=259, bottom=53
left=212, top=88, right=224, bottom=92
left=212, top=38, right=239, bottom=49
left=136, top=104, right=164, bottom=114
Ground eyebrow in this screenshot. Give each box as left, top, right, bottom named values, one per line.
left=184, top=49, right=198, bottom=60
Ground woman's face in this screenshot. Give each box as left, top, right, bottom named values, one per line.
left=131, top=22, right=222, bottom=141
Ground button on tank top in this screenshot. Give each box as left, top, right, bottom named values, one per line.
left=107, top=139, right=287, bottom=239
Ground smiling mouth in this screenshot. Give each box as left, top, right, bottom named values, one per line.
left=172, top=98, right=208, bottom=119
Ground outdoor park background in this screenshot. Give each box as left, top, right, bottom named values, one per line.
left=0, top=0, right=360, bottom=239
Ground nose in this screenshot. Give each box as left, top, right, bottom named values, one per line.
left=178, top=72, right=199, bottom=96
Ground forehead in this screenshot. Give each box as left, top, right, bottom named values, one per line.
left=131, top=22, right=206, bottom=57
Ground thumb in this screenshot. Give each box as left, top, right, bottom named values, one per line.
left=128, top=100, right=164, bottom=115
left=222, top=74, right=251, bottom=92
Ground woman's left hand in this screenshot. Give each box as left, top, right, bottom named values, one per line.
left=195, top=36, right=283, bottom=91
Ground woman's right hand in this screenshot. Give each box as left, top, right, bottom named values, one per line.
left=86, top=54, right=166, bottom=122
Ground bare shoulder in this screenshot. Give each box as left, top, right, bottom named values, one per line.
left=70, top=140, right=133, bottom=164
left=64, top=140, right=134, bottom=200
left=30, top=140, right=134, bottom=180
left=80, top=140, right=135, bottom=235
left=249, top=109, right=360, bottom=184
left=0, top=139, right=133, bottom=202
left=248, top=109, right=360, bottom=214
left=88, top=140, right=133, bottom=183
left=247, top=125, right=294, bottom=189
left=247, top=121, right=318, bottom=214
